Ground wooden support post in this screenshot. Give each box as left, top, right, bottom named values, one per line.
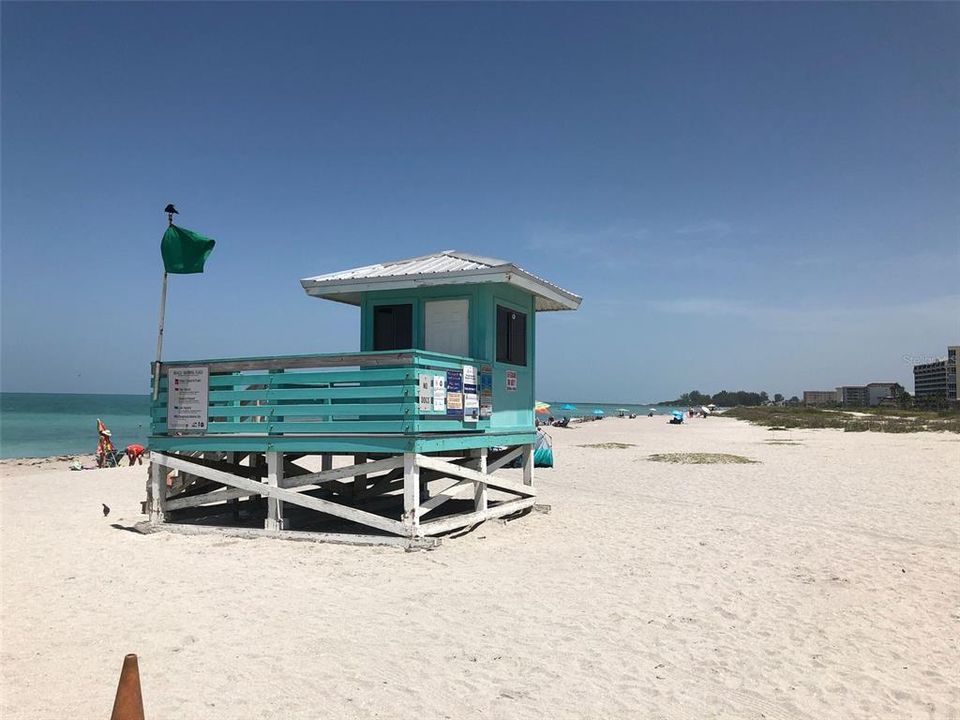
left=225, top=452, right=241, bottom=521
left=248, top=452, right=264, bottom=516
left=403, top=453, right=421, bottom=537
left=149, top=460, right=165, bottom=523
left=321, top=454, right=333, bottom=472
left=474, top=447, right=488, bottom=513
left=353, top=453, right=367, bottom=498
left=265, top=451, right=285, bottom=531
left=522, top=443, right=534, bottom=487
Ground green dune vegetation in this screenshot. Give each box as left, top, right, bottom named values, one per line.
left=646, top=453, right=759, bottom=464
left=724, top=405, right=960, bottom=433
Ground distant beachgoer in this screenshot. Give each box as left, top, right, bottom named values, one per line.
left=96, top=426, right=116, bottom=468
left=125, top=443, right=146, bottom=466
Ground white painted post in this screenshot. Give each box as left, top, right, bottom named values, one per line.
left=265, top=451, right=285, bottom=531
left=149, top=460, right=166, bottom=523
left=522, top=444, right=534, bottom=487
left=403, top=453, right=421, bottom=537
left=474, top=447, right=488, bottom=513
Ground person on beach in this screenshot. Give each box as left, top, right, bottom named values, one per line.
left=125, top=443, right=146, bottom=466
left=96, top=427, right=115, bottom=468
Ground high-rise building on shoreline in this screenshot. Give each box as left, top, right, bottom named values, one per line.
left=913, top=346, right=958, bottom=402
left=804, top=384, right=904, bottom=407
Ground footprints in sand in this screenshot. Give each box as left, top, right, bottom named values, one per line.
left=169, top=635, right=198, bottom=654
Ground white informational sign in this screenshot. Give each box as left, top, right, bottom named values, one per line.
left=462, top=364, right=479, bottom=422
left=506, top=370, right=518, bottom=392
left=418, top=374, right=433, bottom=413
left=463, top=394, right=480, bottom=422
left=432, top=374, right=447, bottom=412
left=167, top=366, right=209, bottom=432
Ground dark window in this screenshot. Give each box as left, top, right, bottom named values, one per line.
left=496, top=305, right=527, bottom=366
left=373, top=304, right=413, bottom=351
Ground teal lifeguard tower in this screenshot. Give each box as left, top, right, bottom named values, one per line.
left=147, top=250, right=580, bottom=546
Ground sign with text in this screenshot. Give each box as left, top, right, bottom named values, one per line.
left=446, top=370, right=463, bottom=417
left=432, top=374, right=447, bottom=412
left=463, top=364, right=479, bottom=422
left=480, top=365, right=493, bottom=418
left=418, top=374, right=433, bottom=413
left=167, top=366, right=209, bottom=432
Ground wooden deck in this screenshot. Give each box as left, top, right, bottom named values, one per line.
left=147, top=350, right=537, bottom=542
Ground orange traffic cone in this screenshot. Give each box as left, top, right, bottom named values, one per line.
left=110, top=654, right=145, bottom=720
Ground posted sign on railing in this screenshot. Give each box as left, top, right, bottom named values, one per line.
left=167, top=366, right=209, bottom=432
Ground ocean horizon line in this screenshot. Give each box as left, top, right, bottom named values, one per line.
left=1, top=390, right=149, bottom=397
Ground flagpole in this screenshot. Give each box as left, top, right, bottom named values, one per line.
left=152, top=207, right=176, bottom=400
left=152, top=271, right=168, bottom=401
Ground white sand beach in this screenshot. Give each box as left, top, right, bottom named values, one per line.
left=1, top=416, right=958, bottom=719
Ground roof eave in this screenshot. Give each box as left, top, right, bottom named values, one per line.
left=301, top=266, right=581, bottom=311
left=505, top=267, right=582, bottom=311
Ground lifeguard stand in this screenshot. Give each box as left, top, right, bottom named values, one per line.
left=147, top=250, right=580, bottom=547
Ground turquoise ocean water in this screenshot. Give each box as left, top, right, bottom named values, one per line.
left=0, top=393, right=680, bottom=459
left=0, top=393, right=151, bottom=459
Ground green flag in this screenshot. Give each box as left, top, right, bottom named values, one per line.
left=161, top=224, right=216, bottom=274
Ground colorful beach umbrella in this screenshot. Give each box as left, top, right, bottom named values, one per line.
left=535, top=401, right=551, bottom=414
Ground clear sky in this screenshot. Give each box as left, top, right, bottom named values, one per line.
left=2, top=2, right=958, bottom=401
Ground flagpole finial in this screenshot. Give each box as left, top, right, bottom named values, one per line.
left=164, top=203, right=179, bottom=226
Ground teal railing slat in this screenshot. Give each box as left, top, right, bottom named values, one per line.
left=152, top=350, right=493, bottom=438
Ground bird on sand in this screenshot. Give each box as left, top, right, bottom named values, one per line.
left=102, top=504, right=110, bottom=517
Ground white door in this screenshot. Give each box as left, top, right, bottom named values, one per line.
left=424, top=299, right=469, bottom=357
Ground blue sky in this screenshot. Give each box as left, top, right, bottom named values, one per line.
left=2, top=2, right=957, bottom=401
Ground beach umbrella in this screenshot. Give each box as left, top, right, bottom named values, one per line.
left=592, top=408, right=605, bottom=415
left=672, top=410, right=685, bottom=421
left=535, top=401, right=551, bottom=414
left=616, top=408, right=629, bottom=412
left=560, top=403, right=577, bottom=411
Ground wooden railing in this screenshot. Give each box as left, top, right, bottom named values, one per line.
left=151, top=350, right=490, bottom=437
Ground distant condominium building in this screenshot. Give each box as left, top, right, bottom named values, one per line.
left=836, top=386, right=870, bottom=407
left=914, top=346, right=959, bottom=402
left=803, top=390, right=836, bottom=405
left=833, top=382, right=904, bottom=407
left=866, top=382, right=904, bottom=407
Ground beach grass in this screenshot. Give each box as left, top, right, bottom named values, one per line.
left=724, top=405, right=960, bottom=433
left=646, top=452, right=759, bottom=464
left=579, top=442, right=636, bottom=449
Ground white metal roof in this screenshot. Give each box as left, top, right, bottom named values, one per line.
left=300, top=250, right=581, bottom=311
